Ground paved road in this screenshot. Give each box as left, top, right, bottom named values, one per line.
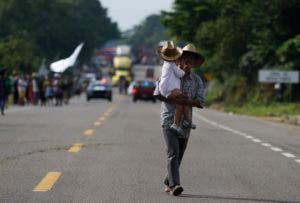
left=0, top=66, right=300, bottom=202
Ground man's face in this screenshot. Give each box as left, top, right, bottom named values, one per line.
left=180, top=58, right=192, bottom=74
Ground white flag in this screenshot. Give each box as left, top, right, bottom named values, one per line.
left=50, top=43, right=84, bottom=73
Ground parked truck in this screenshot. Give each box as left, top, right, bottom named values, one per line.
left=111, top=45, right=133, bottom=87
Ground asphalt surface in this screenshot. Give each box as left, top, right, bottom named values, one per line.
left=0, top=65, right=300, bottom=203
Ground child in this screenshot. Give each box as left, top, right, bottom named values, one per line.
left=158, top=41, right=194, bottom=136
left=45, top=79, right=54, bottom=106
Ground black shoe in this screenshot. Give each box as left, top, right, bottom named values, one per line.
left=182, top=121, right=190, bottom=129
left=169, top=124, right=185, bottom=137
left=183, top=121, right=196, bottom=129
left=171, top=185, right=184, bottom=196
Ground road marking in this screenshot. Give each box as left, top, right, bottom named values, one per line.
left=282, top=153, right=296, bottom=158
left=94, top=121, right=101, bottom=126
left=84, top=129, right=94, bottom=136
left=33, top=172, right=61, bottom=192
left=99, top=117, right=106, bottom=121
left=252, top=139, right=261, bottom=143
left=261, top=143, right=272, bottom=147
left=104, top=112, right=109, bottom=116
left=107, top=107, right=114, bottom=113
left=194, top=113, right=299, bottom=164
left=239, top=132, right=248, bottom=137
left=68, top=143, right=83, bottom=153
left=270, top=147, right=283, bottom=152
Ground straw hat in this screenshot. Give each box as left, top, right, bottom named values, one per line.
left=182, top=43, right=204, bottom=66
left=157, top=41, right=182, bottom=61
left=182, top=44, right=202, bottom=57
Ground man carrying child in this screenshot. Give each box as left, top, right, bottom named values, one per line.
left=155, top=41, right=205, bottom=196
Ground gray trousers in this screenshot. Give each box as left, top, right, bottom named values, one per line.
left=162, top=127, right=188, bottom=187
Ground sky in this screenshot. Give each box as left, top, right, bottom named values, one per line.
left=99, top=0, right=174, bottom=31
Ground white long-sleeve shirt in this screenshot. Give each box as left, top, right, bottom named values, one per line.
left=159, top=61, right=185, bottom=97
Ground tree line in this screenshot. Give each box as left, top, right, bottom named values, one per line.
left=161, top=0, right=300, bottom=103
left=0, top=0, right=120, bottom=74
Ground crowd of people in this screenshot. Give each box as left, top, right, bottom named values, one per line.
left=0, top=68, right=74, bottom=115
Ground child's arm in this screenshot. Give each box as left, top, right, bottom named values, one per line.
left=159, top=62, right=172, bottom=97
left=172, top=64, right=185, bottom=78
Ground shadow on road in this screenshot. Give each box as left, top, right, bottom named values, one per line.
left=179, top=194, right=300, bottom=203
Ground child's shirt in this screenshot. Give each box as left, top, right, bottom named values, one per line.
left=159, top=61, right=185, bottom=97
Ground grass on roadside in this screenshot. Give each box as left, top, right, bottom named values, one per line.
left=223, top=102, right=300, bottom=117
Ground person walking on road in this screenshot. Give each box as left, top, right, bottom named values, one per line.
left=154, top=43, right=205, bottom=196
left=12, top=70, right=19, bottom=105
left=18, top=76, right=27, bottom=106
left=0, top=68, right=12, bottom=115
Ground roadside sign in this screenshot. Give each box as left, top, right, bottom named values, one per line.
left=258, top=70, right=299, bottom=84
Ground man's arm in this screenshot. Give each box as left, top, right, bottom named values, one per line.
left=186, top=99, right=203, bottom=108
left=192, top=76, right=205, bottom=108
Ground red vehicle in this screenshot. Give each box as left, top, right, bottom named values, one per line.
left=131, top=80, right=156, bottom=103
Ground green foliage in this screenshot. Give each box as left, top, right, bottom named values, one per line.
left=126, top=14, right=169, bottom=48
left=276, top=34, right=300, bottom=71
left=161, top=0, right=218, bottom=42
left=0, top=34, right=40, bottom=73
left=205, top=80, right=224, bottom=105
left=161, top=0, right=300, bottom=103
left=0, top=0, right=120, bottom=71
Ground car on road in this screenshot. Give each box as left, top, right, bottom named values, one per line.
left=131, top=80, right=156, bottom=102
left=127, top=81, right=137, bottom=95
left=86, top=79, right=112, bottom=102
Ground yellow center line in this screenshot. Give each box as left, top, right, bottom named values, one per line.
left=94, top=121, right=101, bottom=126
left=107, top=107, right=114, bottom=113
left=84, top=129, right=94, bottom=136
left=33, top=172, right=61, bottom=192
left=68, top=143, right=83, bottom=153
left=99, top=117, right=106, bottom=121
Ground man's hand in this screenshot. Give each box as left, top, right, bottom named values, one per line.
left=168, top=91, right=188, bottom=105
left=195, top=102, right=204, bottom=108
left=190, top=100, right=204, bottom=108
left=182, top=64, right=189, bottom=73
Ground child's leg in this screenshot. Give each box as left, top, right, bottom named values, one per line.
left=171, top=89, right=183, bottom=126
left=182, top=105, right=196, bottom=129
left=182, top=105, right=190, bottom=123
left=174, top=104, right=183, bottom=126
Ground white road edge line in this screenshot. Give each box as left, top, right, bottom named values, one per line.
left=194, top=112, right=299, bottom=162
left=282, top=153, right=296, bottom=158
left=252, top=139, right=261, bottom=143
left=261, top=143, right=272, bottom=147
left=270, top=147, right=283, bottom=152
